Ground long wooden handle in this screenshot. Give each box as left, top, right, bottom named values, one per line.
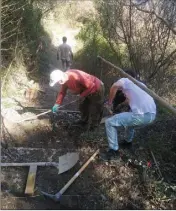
left=17, top=110, right=51, bottom=123
left=15, top=99, right=79, bottom=123
left=55, top=149, right=99, bottom=200
left=1, top=162, right=58, bottom=167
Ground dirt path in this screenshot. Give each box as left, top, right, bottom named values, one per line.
left=1, top=74, right=176, bottom=209
left=1, top=76, right=81, bottom=209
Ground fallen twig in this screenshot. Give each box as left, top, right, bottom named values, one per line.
left=150, top=149, right=163, bottom=179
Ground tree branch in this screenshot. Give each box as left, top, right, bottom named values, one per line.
left=148, top=48, right=176, bottom=80
left=133, top=6, right=176, bottom=35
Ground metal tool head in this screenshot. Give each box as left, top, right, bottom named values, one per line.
left=58, top=152, right=79, bottom=174
left=40, top=191, right=58, bottom=201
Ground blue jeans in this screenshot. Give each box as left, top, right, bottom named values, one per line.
left=105, top=112, right=156, bottom=150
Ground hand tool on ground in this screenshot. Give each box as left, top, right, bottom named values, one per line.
left=14, top=99, right=79, bottom=123
left=20, top=107, right=80, bottom=113
left=1, top=152, right=79, bottom=195
left=100, top=115, right=112, bottom=124
left=40, top=149, right=99, bottom=201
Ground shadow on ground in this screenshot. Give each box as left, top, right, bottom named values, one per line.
left=1, top=2, right=176, bottom=209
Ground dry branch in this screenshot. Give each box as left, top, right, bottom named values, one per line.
left=132, top=5, right=176, bottom=35
left=150, top=150, right=163, bottom=178
left=98, top=56, right=176, bottom=115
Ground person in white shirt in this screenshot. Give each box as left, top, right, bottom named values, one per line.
left=57, top=37, right=73, bottom=71
left=100, top=69, right=156, bottom=161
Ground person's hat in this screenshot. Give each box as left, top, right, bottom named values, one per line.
left=49, top=69, right=66, bottom=86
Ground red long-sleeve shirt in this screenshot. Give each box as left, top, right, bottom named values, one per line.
left=56, top=69, right=102, bottom=105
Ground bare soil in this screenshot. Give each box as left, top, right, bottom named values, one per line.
left=1, top=77, right=176, bottom=210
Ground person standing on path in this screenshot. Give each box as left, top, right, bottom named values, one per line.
left=57, top=37, right=73, bottom=71
left=49, top=69, right=105, bottom=131
left=100, top=69, right=156, bottom=161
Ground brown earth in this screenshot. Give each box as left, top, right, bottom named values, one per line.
left=1, top=76, right=176, bottom=210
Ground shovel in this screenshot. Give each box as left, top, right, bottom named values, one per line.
left=1, top=152, right=79, bottom=195
left=41, top=149, right=99, bottom=201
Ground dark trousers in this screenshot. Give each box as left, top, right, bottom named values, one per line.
left=61, top=59, right=71, bottom=71
left=79, top=84, right=105, bottom=128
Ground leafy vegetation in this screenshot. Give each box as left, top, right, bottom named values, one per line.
left=1, top=0, right=176, bottom=210
left=75, top=0, right=176, bottom=103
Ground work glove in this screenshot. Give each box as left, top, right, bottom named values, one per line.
left=52, top=104, right=60, bottom=113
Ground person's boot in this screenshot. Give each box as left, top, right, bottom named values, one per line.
left=119, top=140, right=133, bottom=149
left=100, top=149, right=120, bottom=161
left=74, top=119, right=87, bottom=126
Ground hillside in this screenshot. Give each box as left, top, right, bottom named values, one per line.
left=1, top=0, right=176, bottom=209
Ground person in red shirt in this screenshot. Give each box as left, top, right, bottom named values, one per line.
left=49, top=69, right=105, bottom=130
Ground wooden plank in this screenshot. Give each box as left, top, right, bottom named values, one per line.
left=25, top=165, right=37, bottom=195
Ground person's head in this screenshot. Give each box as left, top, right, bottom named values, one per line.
left=49, top=69, right=68, bottom=86
left=124, top=68, right=136, bottom=78
left=62, top=36, right=67, bottom=43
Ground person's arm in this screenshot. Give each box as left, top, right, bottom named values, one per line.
left=108, top=81, right=123, bottom=105
left=57, top=46, right=60, bottom=60
left=55, top=84, right=68, bottom=105
left=69, top=46, right=73, bottom=60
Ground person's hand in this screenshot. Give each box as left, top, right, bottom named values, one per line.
left=104, top=101, right=113, bottom=115
left=52, top=104, right=60, bottom=113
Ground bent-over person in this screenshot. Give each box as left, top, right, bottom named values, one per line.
left=49, top=69, right=105, bottom=130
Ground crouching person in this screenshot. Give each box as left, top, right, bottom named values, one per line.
left=49, top=69, right=105, bottom=130
left=100, top=70, right=156, bottom=161
left=112, top=69, right=137, bottom=114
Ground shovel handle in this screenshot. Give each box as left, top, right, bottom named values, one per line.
left=16, top=99, right=79, bottom=123
left=55, top=149, right=99, bottom=200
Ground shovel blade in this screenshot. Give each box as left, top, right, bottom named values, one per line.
left=58, top=152, right=79, bottom=174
